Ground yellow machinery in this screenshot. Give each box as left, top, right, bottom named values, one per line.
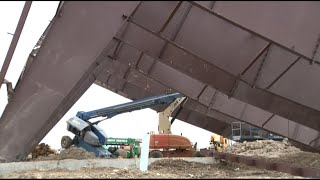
left=208, top=134, right=228, bottom=152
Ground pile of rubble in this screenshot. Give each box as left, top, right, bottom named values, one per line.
left=33, top=146, right=97, bottom=161
left=226, top=139, right=320, bottom=169
left=31, top=143, right=58, bottom=159
left=57, top=146, right=97, bottom=160
left=225, top=138, right=301, bottom=158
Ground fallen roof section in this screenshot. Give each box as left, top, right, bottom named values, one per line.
left=94, top=58, right=320, bottom=151
left=116, top=1, right=320, bottom=132
left=1, top=1, right=320, bottom=163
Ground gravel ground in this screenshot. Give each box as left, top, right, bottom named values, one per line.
left=0, top=159, right=302, bottom=179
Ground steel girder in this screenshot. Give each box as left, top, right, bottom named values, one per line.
left=92, top=1, right=320, bottom=148
left=94, top=75, right=319, bottom=152
left=95, top=77, right=233, bottom=138
left=0, top=1, right=140, bottom=162
left=196, top=1, right=320, bottom=60
left=115, top=1, right=320, bottom=133
left=92, top=50, right=320, bottom=151
left=94, top=76, right=318, bottom=153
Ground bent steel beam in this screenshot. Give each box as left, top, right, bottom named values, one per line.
left=0, top=1, right=140, bottom=162
left=93, top=51, right=320, bottom=150
left=114, top=1, right=320, bottom=132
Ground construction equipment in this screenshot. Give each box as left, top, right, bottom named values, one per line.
left=231, top=121, right=284, bottom=142
left=61, top=92, right=183, bottom=158
left=148, top=96, right=205, bottom=158
left=149, top=132, right=201, bottom=158
left=208, top=134, right=228, bottom=152
left=105, top=137, right=140, bottom=158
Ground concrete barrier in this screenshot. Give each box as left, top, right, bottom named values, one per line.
left=0, top=157, right=218, bottom=175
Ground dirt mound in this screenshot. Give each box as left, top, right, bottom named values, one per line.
left=226, top=139, right=320, bottom=169
left=31, top=143, right=58, bottom=159
left=147, top=159, right=295, bottom=178
left=58, top=146, right=97, bottom=159
left=226, top=139, right=301, bottom=158
left=271, top=151, right=320, bottom=169
left=34, top=146, right=97, bottom=161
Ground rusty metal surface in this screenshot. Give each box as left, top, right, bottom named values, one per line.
left=211, top=152, right=320, bottom=178
left=93, top=54, right=320, bottom=150
left=0, top=1, right=32, bottom=87
left=201, top=1, right=320, bottom=61
left=95, top=75, right=233, bottom=137
left=1, top=1, right=320, bottom=162
left=110, top=1, right=320, bottom=133
left=0, top=1, right=140, bottom=162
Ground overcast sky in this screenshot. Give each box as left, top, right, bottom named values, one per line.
left=0, top=1, right=220, bottom=150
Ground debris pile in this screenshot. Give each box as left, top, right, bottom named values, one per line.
left=58, top=146, right=97, bottom=160
left=34, top=146, right=97, bottom=161
left=31, top=143, right=58, bottom=159
left=225, top=138, right=301, bottom=158
left=226, top=139, right=320, bottom=169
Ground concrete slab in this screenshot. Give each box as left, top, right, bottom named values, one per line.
left=0, top=157, right=218, bottom=175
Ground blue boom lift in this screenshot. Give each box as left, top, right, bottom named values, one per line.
left=61, top=92, right=184, bottom=158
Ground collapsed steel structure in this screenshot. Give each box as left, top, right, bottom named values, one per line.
left=1, top=1, right=320, bottom=162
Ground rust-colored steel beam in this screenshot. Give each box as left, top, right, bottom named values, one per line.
left=95, top=74, right=233, bottom=137
left=113, top=1, right=320, bottom=133
left=211, top=152, right=320, bottom=178
left=0, top=1, right=141, bottom=162
left=96, top=21, right=320, bottom=149
left=96, top=76, right=231, bottom=137
left=0, top=1, right=32, bottom=88
left=197, top=1, right=320, bottom=61
left=93, top=51, right=320, bottom=151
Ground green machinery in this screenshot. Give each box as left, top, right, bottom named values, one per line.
left=105, top=137, right=141, bottom=158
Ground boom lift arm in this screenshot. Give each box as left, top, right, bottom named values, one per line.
left=158, top=97, right=187, bottom=134
left=63, top=92, right=184, bottom=157
left=76, top=92, right=183, bottom=122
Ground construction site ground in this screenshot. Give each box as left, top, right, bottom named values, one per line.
left=0, top=158, right=302, bottom=179
left=0, top=141, right=314, bottom=179
left=225, top=138, right=320, bottom=169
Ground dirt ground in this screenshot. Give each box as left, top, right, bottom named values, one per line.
left=226, top=138, right=320, bottom=169
left=0, top=159, right=302, bottom=179
left=4, top=140, right=316, bottom=178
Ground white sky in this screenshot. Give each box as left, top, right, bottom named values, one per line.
left=0, top=1, right=220, bottom=150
